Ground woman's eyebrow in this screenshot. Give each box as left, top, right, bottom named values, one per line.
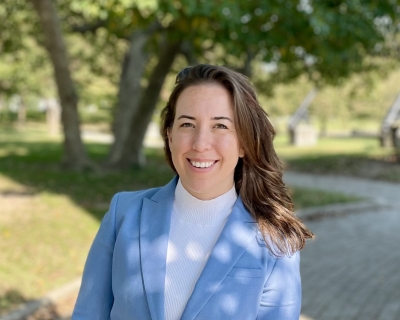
left=213, top=116, right=233, bottom=123
left=177, top=115, right=195, bottom=120
left=177, top=115, right=233, bottom=123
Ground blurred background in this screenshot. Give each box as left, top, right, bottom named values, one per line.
left=1, top=0, right=400, bottom=319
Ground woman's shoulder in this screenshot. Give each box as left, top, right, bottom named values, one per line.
left=111, top=186, right=164, bottom=206
left=113, top=177, right=177, bottom=205
left=103, top=178, right=177, bottom=222
left=101, top=186, right=167, bottom=230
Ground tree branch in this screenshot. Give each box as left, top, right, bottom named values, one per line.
left=70, top=20, right=106, bottom=34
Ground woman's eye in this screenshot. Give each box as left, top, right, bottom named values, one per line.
left=214, top=123, right=228, bottom=129
left=180, top=123, right=194, bottom=128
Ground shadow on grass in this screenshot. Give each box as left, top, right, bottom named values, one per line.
left=0, top=289, right=27, bottom=315
left=0, top=139, right=175, bottom=222
left=0, top=289, right=64, bottom=320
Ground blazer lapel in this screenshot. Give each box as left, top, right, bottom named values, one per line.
left=140, top=177, right=177, bottom=320
left=180, top=198, right=258, bottom=320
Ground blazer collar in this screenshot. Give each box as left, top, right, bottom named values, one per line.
left=140, top=177, right=178, bottom=320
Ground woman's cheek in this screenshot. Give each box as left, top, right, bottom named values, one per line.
left=219, top=135, right=240, bottom=150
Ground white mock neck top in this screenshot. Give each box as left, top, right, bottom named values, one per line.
left=164, top=179, right=237, bottom=320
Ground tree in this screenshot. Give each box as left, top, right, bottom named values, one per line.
left=0, top=0, right=54, bottom=98
left=29, top=0, right=91, bottom=170
left=2, top=0, right=400, bottom=169
left=103, top=0, right=400, bottom=167
left=105, top=26, right=160, bottom=167
left=121, top=39, right=181, bottom=167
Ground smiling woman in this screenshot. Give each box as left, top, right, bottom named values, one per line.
left=167, top=84, right=244, bottom=200
left=72, top=64, right=314, bottom=320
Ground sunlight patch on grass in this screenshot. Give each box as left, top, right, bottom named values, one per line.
left=0, top=147, right=30, bottom=157
left=0, top=174, right=28, bottom=191
left=0, top=191, right=100, bottom=299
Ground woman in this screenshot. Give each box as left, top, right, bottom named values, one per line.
left=72, top=64, right=313, bottom=320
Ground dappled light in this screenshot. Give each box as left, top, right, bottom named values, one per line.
left=1, top=0, right=400, bottom=318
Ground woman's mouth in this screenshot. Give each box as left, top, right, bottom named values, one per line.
left=188, top=159, right=217, bottom=169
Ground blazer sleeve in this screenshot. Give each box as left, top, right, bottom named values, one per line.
left=72, top=193, right=119, bottom=320
left=256, top=251, right=301, bottom=320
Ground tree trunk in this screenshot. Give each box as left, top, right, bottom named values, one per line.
left=105, top=30, right=151, bottom=167
left=242, top=49, right=254, bottom=78
left=234, top=49, right=253, bottom=78
left=119, top=40, right=181, bottom=168
left=17, top=96, right=26, bottom=126
left=30, top=0, right=91, bottom=170
left=181, top=41, right=198, bottom=65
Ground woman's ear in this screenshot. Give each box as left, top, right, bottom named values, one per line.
left=239, top=146, right=244, bottom=158
left=167, top=128, right=172, bottom=143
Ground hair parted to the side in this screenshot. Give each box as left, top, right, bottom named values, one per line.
left=160, top=64, right=314, bottom=256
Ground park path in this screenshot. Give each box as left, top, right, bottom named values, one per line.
left=285, top=172, right=400, bottom=320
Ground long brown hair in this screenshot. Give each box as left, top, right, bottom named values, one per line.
left=160, top=64, right=313, bottom=256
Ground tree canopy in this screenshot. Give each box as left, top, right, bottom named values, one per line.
left=1, top=0, right=399, bottom=169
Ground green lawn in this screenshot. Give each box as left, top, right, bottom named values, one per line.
left=0, top=123, right=361, bottom=313
left=274, top=134, right=400, bottom=182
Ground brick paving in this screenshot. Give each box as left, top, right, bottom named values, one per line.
left=285, top=172, right=400, bottom=320
left=300, top=207, right=400, bottom=320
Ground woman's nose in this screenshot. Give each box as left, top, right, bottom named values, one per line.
left=192, top=128, right=212, bottom=152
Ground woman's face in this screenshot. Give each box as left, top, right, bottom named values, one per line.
left=168, top=84, right=244, bottom=200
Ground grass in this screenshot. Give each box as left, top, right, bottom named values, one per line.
left=274, top=134, right=400, bottom=182
left=0, top=122, right=362, bottom=314
left=0, top=124, right=175, bottom=313
left=289, top=187, right=361, bottom=209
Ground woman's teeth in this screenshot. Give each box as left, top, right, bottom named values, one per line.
left=190, top=161, right=215, bottom=168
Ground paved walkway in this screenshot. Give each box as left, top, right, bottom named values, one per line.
left=285, top=172, right=400, bottom=320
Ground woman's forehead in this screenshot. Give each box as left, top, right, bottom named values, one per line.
left=175, top=84, right=233, bottom=114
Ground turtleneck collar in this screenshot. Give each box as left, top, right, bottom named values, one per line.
left=173, top=178, right=238, bottom=226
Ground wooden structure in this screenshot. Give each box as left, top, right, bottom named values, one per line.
left=380, top=93, right=400, bottom=148
left=288, top=89, right=318, bottom=146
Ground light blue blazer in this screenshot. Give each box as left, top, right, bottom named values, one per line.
left=72, top=177, right=301, bottom=320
